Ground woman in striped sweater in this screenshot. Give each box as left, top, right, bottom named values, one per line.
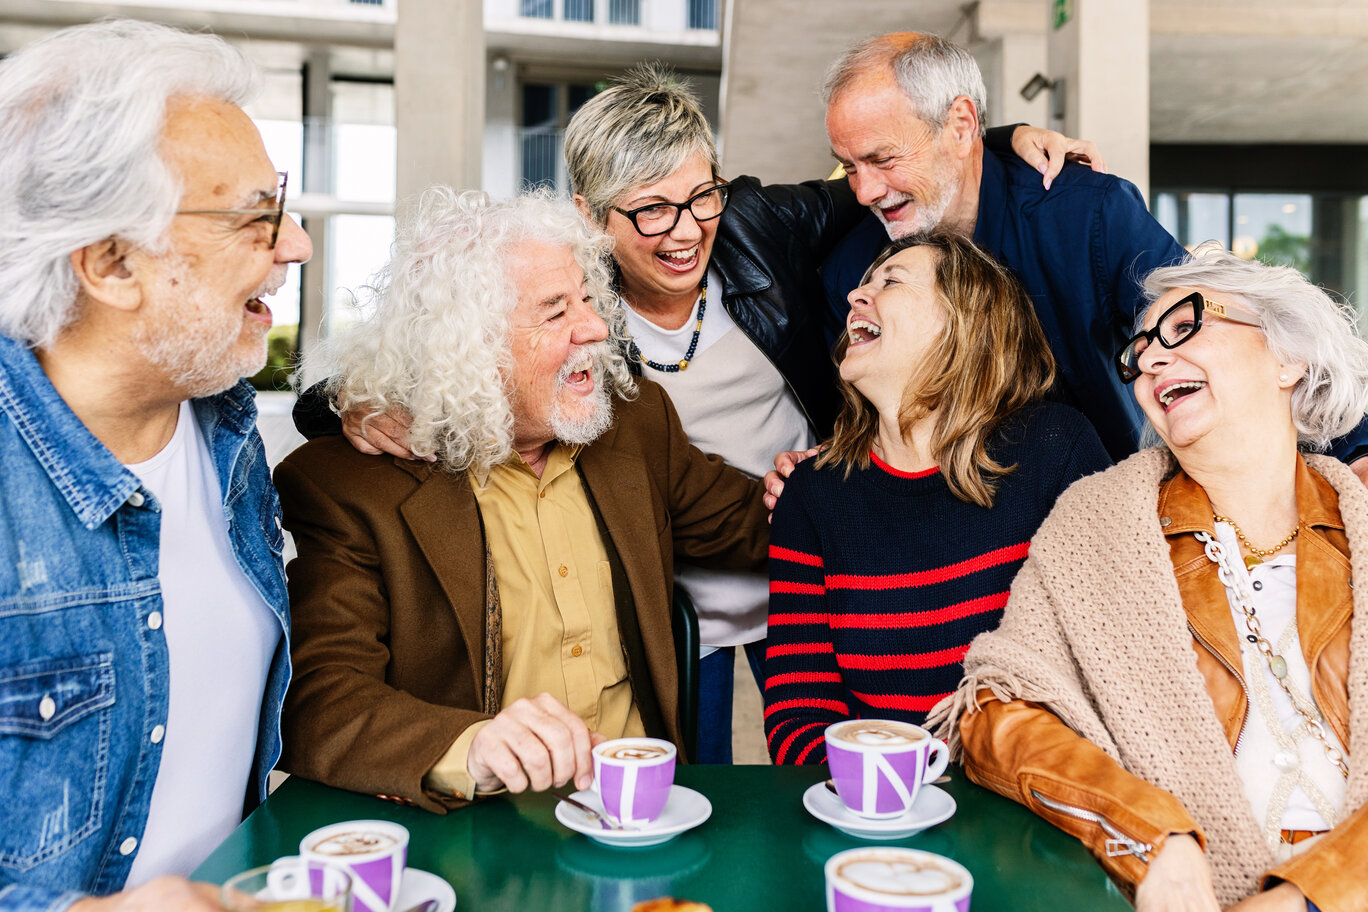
left=763, top=231, right=1111, bottom=765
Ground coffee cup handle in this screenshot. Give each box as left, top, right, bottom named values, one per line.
left=265, top=856, right=312, bottom=900
left=922, top=738, right=950, bottom=783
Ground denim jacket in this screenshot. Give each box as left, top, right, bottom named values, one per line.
left=0, top=334, right=290, bottom=911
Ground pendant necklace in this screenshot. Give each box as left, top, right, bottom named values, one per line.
left=1212, top=513, right=1298, bottom=569
left=627, top=275, right=707, bottom=373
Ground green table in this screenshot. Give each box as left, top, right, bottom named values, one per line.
left=194, top=765, right=1127, bottom=911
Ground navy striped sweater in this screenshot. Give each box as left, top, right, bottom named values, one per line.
left=764, top=402, right=1110, bottom=765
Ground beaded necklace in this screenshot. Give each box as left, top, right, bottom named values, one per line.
left=626, top=275, right=707, bottom=373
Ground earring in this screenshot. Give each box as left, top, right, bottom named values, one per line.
left=1279, top=373, right=1289, bottom=383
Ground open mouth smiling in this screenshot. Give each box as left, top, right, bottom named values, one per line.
left=1155, top=379, right=1207, bottom=411
left=848, top=319, right=882, bottom=345
left=657, top=245, right=699, bottom=270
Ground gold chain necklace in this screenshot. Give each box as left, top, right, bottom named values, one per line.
left=1212, top=513, right=1298, bottom=569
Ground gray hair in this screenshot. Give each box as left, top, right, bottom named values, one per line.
left=0, top=19, right=259, bottom=347
left=823, top=33, right=987, bottom=137
left=1141, top=240, right=1368, bottom=451
left=564, top=63, right=718, bottom=224
left=315, top=188, right=636, bottom=476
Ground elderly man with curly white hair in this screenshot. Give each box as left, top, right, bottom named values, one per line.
left=274, top=187, right=770, bottom=811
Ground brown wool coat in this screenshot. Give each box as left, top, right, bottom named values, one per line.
left=274, top=380, right=769, bottom=812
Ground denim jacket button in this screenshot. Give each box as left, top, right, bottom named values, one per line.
left=127, top=491, right=145, bottom=508
left=38, top=695, right=56, bottom=721
left=147, top=612, right=163, bottom=631
left=150, top=725, right=165, bottom=744
left=119, top=837, right=137, bottom=855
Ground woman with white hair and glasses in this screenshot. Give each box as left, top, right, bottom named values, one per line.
left=307, top=65, right=1087, bottom=764
left=931, top=241, right=1368, bottom=911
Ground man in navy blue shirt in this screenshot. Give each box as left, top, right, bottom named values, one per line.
left=819, top=32, right=1368, bottom=468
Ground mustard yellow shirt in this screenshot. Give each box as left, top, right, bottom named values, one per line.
left=424, top=444, right=644, bottom=798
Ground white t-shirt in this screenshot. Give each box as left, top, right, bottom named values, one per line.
left=123, top=401, right=280, bottom=884
left=1215, top=522, right=1348, bottom=841
left=624, top=270, right=815, bottom=647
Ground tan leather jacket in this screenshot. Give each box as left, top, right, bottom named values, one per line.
left=960, top=458, right=1365, bottom=910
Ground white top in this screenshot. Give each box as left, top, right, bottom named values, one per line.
left=1214, top=522, right=1348, bottom=846
left=623, top=269, right=815, bottom=647
left=124, top=401, right=280, bottom=884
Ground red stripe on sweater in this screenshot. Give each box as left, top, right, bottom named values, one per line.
left=825, top=542, right=1029, bottom=591
left=795, top=736, right=827, bottom=764
left=769, top=545, right=824, bottom=567
left=772, top=721, right=827, bottom=763
left=764, top=698, right=848, bottom=719
left=848, top=690, right=953, bottom=712
left=770, top=581, right=827, bottom=596
left=767, top=642, right=835, bottom=659
left=827, top=592, right=1009, bottom=630
left=768, top=611, right=830, bottom=626
left=836, top=645, right=971, bottom=671
left=765, top=670, right=843, bottom=689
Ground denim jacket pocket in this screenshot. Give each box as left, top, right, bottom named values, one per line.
left=0, top=652, right=115, bottom=871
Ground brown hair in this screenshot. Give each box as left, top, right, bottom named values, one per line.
left=816, top=232, right=1055, bottom=507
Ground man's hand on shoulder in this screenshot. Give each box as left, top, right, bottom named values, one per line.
left=339, top=396, right=429, bottom=461
left=68, top=877, right=224, bottom=912
left=466, top=693, right=601, bottom=794
left=763, top=446, right=823, bottom=516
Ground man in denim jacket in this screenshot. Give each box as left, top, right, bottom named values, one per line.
left=0, top=21, right=312, bottom=912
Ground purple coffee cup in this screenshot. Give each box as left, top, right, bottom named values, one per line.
left=825, top=720, right=949, bottom=819
left=300, top=819, right=408, bottom=912
left=592, top=737, right=677, bottom=827
left=825, top=847, right=973, bottom=912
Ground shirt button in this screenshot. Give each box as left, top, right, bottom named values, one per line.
left=1252, top=580, right=1263, bottom=591
left=150, top=725, right=165, bottom=744
left=571, top=645, right=584, bottom=658
left=539, top=490, right=547, bottom=499
left=38, top=695, right=56, bottom=721
left=119, top=837, right=138, bottom=855
left=148, top=612, right=163, bottom=630
left=558, top=564, right=568, bottom=578
left=127, top=491, right=145, bottom=508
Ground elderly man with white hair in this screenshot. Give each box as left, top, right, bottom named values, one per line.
left=0, top=19, right=311, bottom=912
left=275, top=188, right=769, bottom=811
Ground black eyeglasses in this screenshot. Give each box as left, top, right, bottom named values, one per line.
left=1114, top=290, right=1262, bottom=383
left=176, top=171, right=289, bottom=248
left=611, top=183, right=729, bottom=237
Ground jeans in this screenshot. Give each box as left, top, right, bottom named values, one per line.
left=695, top=639, right=766, bottom=764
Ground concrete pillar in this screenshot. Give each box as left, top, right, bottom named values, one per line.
left=974, top=31, right=1049, bottom=134
left=1046, top=0, right=1150, bottom=196
left=395, top=0, right=484, bottom=201
left=297, top=48, right=332, bottom=368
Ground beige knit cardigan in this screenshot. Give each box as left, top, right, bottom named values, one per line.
left=929, top=447, right=1368, bottom=906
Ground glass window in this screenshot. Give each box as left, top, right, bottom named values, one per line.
left=1153, top=192, right=1230, bottom=250
left=332, top=81, right=396, bottom=203
left=325, top=215, right=397, bottom=333
left=688, top=0, right=718, bottom=29
left=520, top=0, right=553, bottom=18
left=564, top=0, right=594, bottom=21
left=608, top=0, right=640, bottom=25
left=1233, top=193, right=1312, bottom=271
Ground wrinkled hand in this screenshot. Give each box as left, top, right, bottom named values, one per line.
left=1351, top=455, right=1368, bottom=489
left=1134, top=834, right=1221, bottom=912
left=763, top=446, right=823, bottom=515
left=339, top=399, right=426, bottom=461
left=69, top=877, right=224, bottom=912
left=1223, top=883, right=1306, bottom=912
left=467, top=693, right=602, bottom=794
left=1009, top=124, right=1108, bottom=191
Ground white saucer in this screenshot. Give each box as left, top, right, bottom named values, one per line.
left=394, top=867, right=456, bottom=912
left=803, top=782, right=955, bottom=840
left=555, top=784, right=712, bottom=848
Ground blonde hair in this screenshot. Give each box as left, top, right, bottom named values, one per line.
left=312, top=187, right=635, bottom=475
left=818, top=232, right=1055, bottom=507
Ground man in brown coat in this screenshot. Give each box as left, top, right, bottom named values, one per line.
left=275, top=188, right=769, bottom=813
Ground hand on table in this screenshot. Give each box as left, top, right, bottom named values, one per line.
left=340, top=397, right=428, bottom=461
left=1134, top=834, right=1221, bottom=912
left=763, top=446, right=822, bottom=516
left=1009, top=124, right=1107, bottom=191
left=467, top=693, right=604, bottom=794
left=1223, top=883, right=1307, bottom=912
left=69, top=877, right=224, bottom=912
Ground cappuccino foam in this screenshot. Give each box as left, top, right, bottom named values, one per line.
left=835, top=853, right=963, bottom=897
left=829, top=720, right=927, bottom=748
left=600, top=742, right=671, bottom=761
left=310, top=831, right=398, bottom=857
